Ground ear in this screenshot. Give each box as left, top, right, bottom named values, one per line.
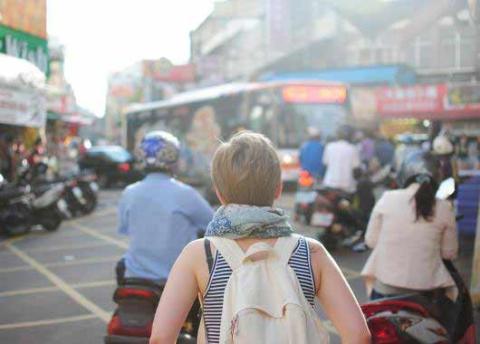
left=214, top=187, right=227, bottom=205
left=274, top=180, right=283, bottom=200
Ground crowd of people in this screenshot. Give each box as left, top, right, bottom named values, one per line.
left=0, top=133, right=92, bottom=183
left=114, top=126, right=469, bottom=343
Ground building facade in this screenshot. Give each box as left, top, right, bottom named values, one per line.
left=190, top=0, right=479, bottom=84
left=104, top=58, right=196, bottom=143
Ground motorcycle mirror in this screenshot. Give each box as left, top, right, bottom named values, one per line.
left=436, top=178, right=455, bottom=200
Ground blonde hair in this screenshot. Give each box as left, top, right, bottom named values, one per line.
left=211, top=131, right=281, bottom=206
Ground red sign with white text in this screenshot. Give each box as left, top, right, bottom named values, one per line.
left=282, top=85, right=347, bottom=104
left=377, top=83, right=480, bottom=120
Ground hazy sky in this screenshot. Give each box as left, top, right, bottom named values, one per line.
left=47, top=0, right=215, bottom=117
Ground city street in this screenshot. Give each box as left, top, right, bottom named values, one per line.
left=0, top=189, right=476, bottom=343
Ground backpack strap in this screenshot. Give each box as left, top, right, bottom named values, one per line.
left=208, top=237, right=245, bottom=270
left=273, top=234, right=302, bottom=265
left=204, top=239, right=214, bottom=274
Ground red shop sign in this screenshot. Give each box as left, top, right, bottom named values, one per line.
left=377, top=83, right=480, bottom=120
left=376, top=84, right=443, bottom=118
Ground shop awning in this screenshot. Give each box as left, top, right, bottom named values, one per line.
left=0, top=54, right=46, bottom=128
left=260, top=65, right=416, bottom=86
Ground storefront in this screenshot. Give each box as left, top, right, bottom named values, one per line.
left=0, top=53, right=47, bottom=146
left=376, top=83, right=480, bottom=142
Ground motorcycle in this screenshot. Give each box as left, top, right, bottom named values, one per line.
left=362, top=178, right=476, bottom=343
left=17, top=162, right=69, bottom=231
left=362, top=260, right=476, bottom=343
left=105, top=278, right=199, bottom=344
left=0, top=174, right=33, bottom=236
left=76, top=170, right=98, bottom=214
left=312, top=186, right=367, bottom=251
left=293, top=170, right=317, bottom=225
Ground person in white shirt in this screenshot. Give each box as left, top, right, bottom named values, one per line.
left=322, top=126, right=360, bottom=193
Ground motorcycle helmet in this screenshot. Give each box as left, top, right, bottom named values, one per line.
left=137, top=131, right=180, bottom=171
left=397, top=150, right=440, bottom=188
left=432, top=135, right=454, bottom=155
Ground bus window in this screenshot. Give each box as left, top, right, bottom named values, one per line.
left=276, top=103, right=348, bottom=148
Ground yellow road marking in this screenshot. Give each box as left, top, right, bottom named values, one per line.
left=45, top=255, right=121, bottom=268
left=0, top=314, right=97, bottom=330
left=341, top=267, right=362, bottom=280
left=0, top=265, right=33, bottom=273
left=0, top=255, right=121, bottom=274
left=5, top=243, right=111, bottom=322
left=0, top=286, right=59, bottom=298
left=86, top=206, right=116, bottom=219
left=74, top=279, right=116, bottom=289
left=0, top=280, right=116, bottom=298
left=71, top=221, right=128, bottom=249
left=25, top=241, right=111, bottom=253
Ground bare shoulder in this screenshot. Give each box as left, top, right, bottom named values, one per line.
left=182, top=239, right=206, bottom=258
left=305, top=236, right=329, bottom=258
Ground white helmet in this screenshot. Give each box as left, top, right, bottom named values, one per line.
left=432, top=136, right=454, bottom=155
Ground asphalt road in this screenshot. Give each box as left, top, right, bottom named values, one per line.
left=0, top=189, right=476, bottom=343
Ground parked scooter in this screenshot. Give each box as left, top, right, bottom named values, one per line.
left=76, top=170, right=98, bottom=214
left=0, top=174, right=33, bottom=236
left=361, top=178, right=476, bottom=343
left=17, top=162, right=69, bottom=231
left=105, top=278, right=199, bottom=344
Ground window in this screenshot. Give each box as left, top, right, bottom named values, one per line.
left=438, top=32, right=456, bottom=68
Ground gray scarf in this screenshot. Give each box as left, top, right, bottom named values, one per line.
left=205, top=204, right=293, bottom=239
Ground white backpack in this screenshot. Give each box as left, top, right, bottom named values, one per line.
left=208, top=234, right=329, bottom=344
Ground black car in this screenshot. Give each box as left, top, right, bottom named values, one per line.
left=78, top=146, right=143, bottom=188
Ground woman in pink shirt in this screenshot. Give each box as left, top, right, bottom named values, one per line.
left=361, top=151, right=458, bottom=299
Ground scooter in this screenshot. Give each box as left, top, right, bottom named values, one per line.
left=105, top=278, right=199, bottom=344
left=362, top=178, right=476, bottom=343
left=17, top=162, right=69, bottom=231
left=313, top=187, right=367, bottom=251
left=362, top=260, right=476, bottom=343
left=293, top=170, right=317, bottom=224
left=0, top=174, right=33, bottom=236
left=76, top=170, right=98, bottom=214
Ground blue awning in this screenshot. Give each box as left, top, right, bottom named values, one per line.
left=260, top=65, right=416, bottom=86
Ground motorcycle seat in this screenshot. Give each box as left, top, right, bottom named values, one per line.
left=0, top=186, right=28, bottom=201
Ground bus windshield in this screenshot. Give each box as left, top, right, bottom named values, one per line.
left=276, top=103, right=348, bottom=148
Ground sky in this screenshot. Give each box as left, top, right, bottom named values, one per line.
left=47, top=0, right=215, bottom=117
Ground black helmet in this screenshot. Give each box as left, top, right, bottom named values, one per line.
left=397, top=150, right=441, bottom=188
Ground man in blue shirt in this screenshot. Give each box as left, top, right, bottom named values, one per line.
left=299, top=128, right=325, bottom=179
left=117, top=131, right=213, bottom=283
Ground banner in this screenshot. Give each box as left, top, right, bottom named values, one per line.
left=0, top=86, right=46, bottom=127
left=377, top=83, right=480, bottom=120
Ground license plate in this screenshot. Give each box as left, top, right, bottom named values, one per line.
left=57, top=199, right=68, bottom=212
left=72, top=187, right=83, bottom=198
left=311, top=212, right=334, bottom=227
left=295, top=191, right=317, bottom=204
left=90, top=182, right=99, bottom=192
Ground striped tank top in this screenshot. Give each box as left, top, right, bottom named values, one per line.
left=203, top=237, right=316, bottom=344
